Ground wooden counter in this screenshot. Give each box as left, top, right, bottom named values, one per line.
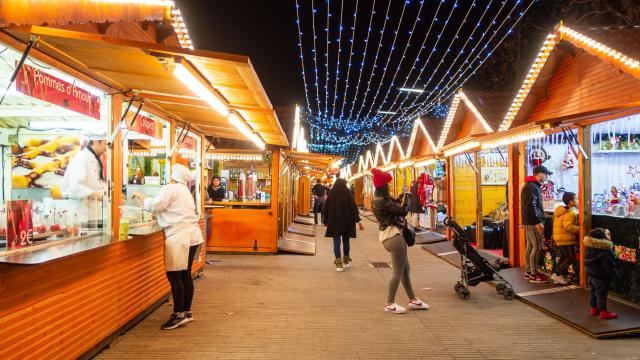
left=206, top=201, right=271, bottom=208
left=206, top=206, right=277, bottom=253
left=0, top=219, right=207, bottom=360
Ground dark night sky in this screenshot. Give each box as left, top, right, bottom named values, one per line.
left=175, top=0, right=304, bottom=108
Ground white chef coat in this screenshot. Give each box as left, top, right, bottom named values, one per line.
left=60, top=147, right=107, bottom=223
left=143, top=182, right=203, bottom=271
left=143, top=183, right=200, bottom=238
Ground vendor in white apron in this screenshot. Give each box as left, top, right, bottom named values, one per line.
left=132, top=163, right=203, bottom=330
left=60, top=134, right=108, bottom=226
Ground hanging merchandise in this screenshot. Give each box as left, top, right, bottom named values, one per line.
left=614, top=245, right=637, bottom=263
left=559, top=145, right=575, bottom=170
left=530, top=144, right=550, bottom=167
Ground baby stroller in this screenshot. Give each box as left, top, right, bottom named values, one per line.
left=444, top=217, right=516, bottom=300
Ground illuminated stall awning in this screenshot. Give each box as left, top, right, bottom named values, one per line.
left=284, top=151, right=343, bottom=178
left=3, top=25, right=288, bottom=146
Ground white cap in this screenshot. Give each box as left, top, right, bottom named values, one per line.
left=171, top=163, right=194, bottom=185
left=88, top=133, right=107, bottom=141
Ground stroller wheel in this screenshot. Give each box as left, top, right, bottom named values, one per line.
left=457, top=286, right=471, bottom=300
left=503, top=288, right=515, bottom=300
left=454, top=282, right=462, bottom=293
left=496, top=283, right=506, bottom=294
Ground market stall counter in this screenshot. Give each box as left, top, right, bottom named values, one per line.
left=205, top=150, right=280, bottom=253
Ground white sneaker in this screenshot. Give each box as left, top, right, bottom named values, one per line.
left=551, top=274, right=567, bottom=285
left=384, top=303, right=406, bottom=314
left=334, top=259, right=344, bottom=272
left=408, top=298, right=430, bottom=310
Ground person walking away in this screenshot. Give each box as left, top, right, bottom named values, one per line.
left=322, top=178, right=364, bottom=272
left=520, top=165, right=553, bottom=283
left=371, top=168, right=429, bottom=314
left=312, top=178, right=327, bottom=224
left=551, top=192, right=580, bottom=285
left=133, top=164, right=204, bottom=330
left=584, top=228, right=619, bottom=320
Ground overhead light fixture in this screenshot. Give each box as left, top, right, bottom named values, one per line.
left=414, top=159, right=437, bottom=168
left=398, top=87, right=424, bottom=93
left=173, top=61, right=229, bottom=117
left=481, top=128, right=546, bottom=149
left=443, top=141, right=480, bottom=157
left=228, top=112, right=265, bottom=150
left=377, top=110, right=397, bottom=115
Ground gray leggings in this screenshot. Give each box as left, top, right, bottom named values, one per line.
left=382, top=234, right=416, bottom=304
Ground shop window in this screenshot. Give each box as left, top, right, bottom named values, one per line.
left=205, top=152, right=272, bottom=205
left=0, top=45, right=112, bottom=254
left=120, top=107, right=170, bottom=226
left=176, top=129, right=202, bottom=213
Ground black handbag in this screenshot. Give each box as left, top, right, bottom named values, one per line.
left=403, top=221, right=416, bottom=247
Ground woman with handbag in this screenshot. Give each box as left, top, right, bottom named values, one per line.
left=371, top=168, right=429, bottom=314
left=322, top=178, right=364, bottom=272
left=132, top=164, right=204, bottom=330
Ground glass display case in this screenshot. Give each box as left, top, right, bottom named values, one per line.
left=120, top=107, right=170, bottom=232
left=0, top=45, right=112, bottom=254
left=176, top=129, right=202, bottom=213
left=205, top=152, right=272, bottom=206
left=591, top=115, right=640, bottom=219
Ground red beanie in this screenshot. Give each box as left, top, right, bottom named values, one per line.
left=371, top=168, right=393, bottom=188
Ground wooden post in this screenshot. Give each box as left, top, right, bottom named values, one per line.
left=507, top=144, right=521, bottom=267
left=517, top=142, right=527, bottom=267
left=578, top=126, right=592, bottom=288
left=474, top=151, right=483, bottom=249
left=111, top=95, right=123, bottom=240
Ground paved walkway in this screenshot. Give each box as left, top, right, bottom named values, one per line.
left=97, top=217, right=640, bottom=359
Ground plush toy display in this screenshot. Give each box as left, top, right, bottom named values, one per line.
left=530, top=145, right=550, bottom=167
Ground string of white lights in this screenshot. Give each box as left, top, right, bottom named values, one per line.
left=310, top=0, right=322, bottom=116
left=295, top=0, right=312, bottom=113
left=330, top=0, right=345, bottom=119
left=346, top=0, right=382, bottom=121
left=376, top=0, right=461, bottom=126
left=324, top=0, right=331, bottom=116
left=379, top=0, right=445, bottom=121
left=407, top=0, right=535, bottom=122
left=361, top=0, right=426, bottom=124
left=400, top=0, right=518, bottom=122
left=338, top=0, right=359, bottom=120
left=387, top=0, right=493, bottom=129
left=354, top=0, right=410, bottom=122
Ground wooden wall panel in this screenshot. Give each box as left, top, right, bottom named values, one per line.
left=0, top=224, right=207, bottom=360
left=529, top=51, right=640, bottom=123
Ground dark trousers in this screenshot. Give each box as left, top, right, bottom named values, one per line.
left=333, top=235, right=350, bottom=259
left=555, top=245, right=576, bottom=276
left=588, top=276, right=610, bottom=311
left=166, top=244, right=200, bottom=314
left=313, top=197, right=324, bottom=224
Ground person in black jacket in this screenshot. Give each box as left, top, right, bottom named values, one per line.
left=312, top=179, right=327, bottom=224
left=322, top=178, right=364, bottom=272
left=584, top=228, right=619, bottom=320
left=520, top=165, right=553, bottom=283
left=371, top=168, right=429, bottom=314
left=207, top=176, right=226, bottom=201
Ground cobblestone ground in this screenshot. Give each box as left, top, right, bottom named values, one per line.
left=97, top=217, right=640, bottom=360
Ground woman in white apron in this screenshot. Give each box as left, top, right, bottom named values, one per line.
left=133, top=164, right=203, bottom=330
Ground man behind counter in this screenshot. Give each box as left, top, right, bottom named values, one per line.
left=207, top=176, right=226, bottom=201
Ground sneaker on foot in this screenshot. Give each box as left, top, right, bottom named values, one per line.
left=525, top=272, right=534, bottom=280
left=384, top=303, right=406, bottom=314
left=185, top=311, right=193, bottom=323
left=529, top=273, right=549, bottom=283
left=161, top=313, right=188, bottom=330
left=408, top=298, right=430, bottom=310
left=343, top=256, right=352, bottom=268
left=334, top=258, right=344, bottom=272
left=590, top=307, right=600, bottom=316
left=550, top=273, right=568, bottom=285
left=600, top=310, right=618, bottom=320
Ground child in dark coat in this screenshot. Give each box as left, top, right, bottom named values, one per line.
left=583, top=228, right=619, bottom=320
